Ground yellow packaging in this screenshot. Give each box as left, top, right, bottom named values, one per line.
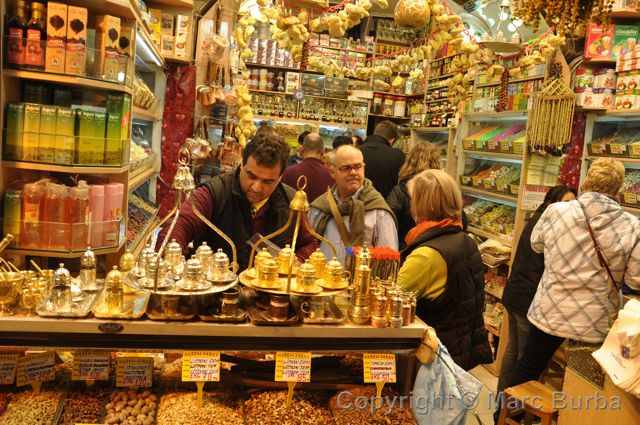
left=38, top=105, right=57, bottom=163
left=174, top=15, right=190, bottom=57
left=149, top=8, right=162, bottom=49
left=95, top=15, right=121, bottom=81
left=45, top=2, right=67, bottom=73
left=22, top=103, right=41, bottom=162
left=65, top=6, right=87, bottom=75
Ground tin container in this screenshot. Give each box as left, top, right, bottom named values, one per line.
left=145, top=255, right=168, bottom=285
left=119, top=249, right=136, bottom=274
left=371, top=315, right=388, bottom=328
left=138, top=245, right=156, bottom=271
left=323, top=257, right=349, bottom=288
left=372, top=294, right=388, bottom=318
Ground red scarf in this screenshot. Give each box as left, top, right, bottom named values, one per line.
left=405, top=218, right=463, bottom=245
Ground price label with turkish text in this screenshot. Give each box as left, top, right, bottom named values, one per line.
left=116, top=357, right=153, bottom=388
left=0, top=354, right=18, bottom=385
left=363, top=353, right=396, bottom=383
left=16, top=352, right=55, bottom=387
left=181, top=351, right=220, bottom=382
left=72, top=351, right=110, bottom=381
left=275, top=352, right=311, bottom=383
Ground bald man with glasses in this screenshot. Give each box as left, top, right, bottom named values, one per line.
left=309, top=145, right=398, bottom=265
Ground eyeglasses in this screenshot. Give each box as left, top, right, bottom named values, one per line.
left=336, top=163, right=365, bottom=174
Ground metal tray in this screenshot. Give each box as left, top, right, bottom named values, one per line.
left=92, top=290, right=151, bottom=320
left=247, top=306, right=299, bottom=326
left=125, top=272, right=238, bottom=296
left=239, top=270, right=346, bottom=298
left=294, top=298, right=346, bottom=325
left=36, top=282, right=104, bottom=318
left=146, top=293, right=197, bottom=321
left=198, top=308, right=248, bottom=323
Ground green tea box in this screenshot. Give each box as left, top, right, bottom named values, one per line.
left=5, top=102, right=24, bottom=161
left=76, top=110, right=102, bottom=164
left=38, top=105, right=57, bottom=162
left=612, top=25, right=639, bottom=59
left=55, top=107, right=75, bottom=164
left=105, top=93, right=130, bottom=165
left=22, top=103, right=41, bottom=161
left=3, top=190, right=22, bottom=245
left=94, top=111, right=107, bottom=164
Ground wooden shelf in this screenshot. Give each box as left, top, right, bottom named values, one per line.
left=593, top=110, right=640, bottom=122
left=432, top=53, right=462, bottom=62
left=484, top=319, right=502, bottom=337
left=129, top=164, right=156, bottom=193
left=465, top=111, right=528, bottom=121
left=136, top=27, right=164, bottom=68
left=510, top=74, right=545, bottom=83
left=587, top=156, right=640, bottom=164
left=3, top=69, right=133, bottom=94
left=425, top=98, right=450, bottom=104
left=373, top=91, right=424, bottom=98
left=245, top=62, right=300, bottom=72
left=132, top=106, right=161, bottom=121
left=428, top=72, right=456, bottom=81
left=623, top=204, right=640, bottom=215
left=463, top=150, right=523, bottom=161
left=462, top=186, right=518, bottom=205
left=2, top=161, right=128, bottom=174
left=583, top=57, right=616, bottom=64
left=375, top=39, right=411, bottom=47
left=468, top=226, right=513, bottom=248
left=426, top=84, right=448, bottom=91
left=310, top=45, right=374, bottom=55
left=249, top=89, right=294, bottom=96
left=475, top=81, right=501, bottom=88
left=163, top=55, right=191, bottom=64
left=411, top=127, right=451, bottom=132
left=145, top=0, right=194, bottom=7
left=253, top=116, right=365, bottom=130
left=609, top=8, right=640, bottom=19
left=368, top=113, right=411, bottom=120
left=306, top=94, right=368, bottom=103
left=5, top=239, right=125, bottom=259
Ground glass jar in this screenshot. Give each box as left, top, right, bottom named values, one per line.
left=382, top=96, right=394, bottom=116
left=394, top=97, right=407, bottom=117
left=373, top=93, right=383, bottom=114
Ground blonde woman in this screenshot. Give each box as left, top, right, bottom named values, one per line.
left=387, top=142, right=468, bottom=248
left=396, top=169, right=492, bottom=370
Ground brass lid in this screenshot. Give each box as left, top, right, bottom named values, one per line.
left=255, top=248, right=273, bottom=265
left=356, top=244, right=371, bottom=265
left=290, top=189, right=310, bottom=212
left=53, top=263, right=71, bottom=287
left=196, top=241, right=213, bottom=257
left=278, top=244, right=293, bottom=257
left=119, top=249, right=136, bottom=270
left=105, top=266, right=123, bottom=288
left=325, top=257, right=343, bottom=274
left=140, top=244, right=156, bottom=261
left=213, top=248, right=229, bottom=264
left=260, top=258, right=278, bottom=272
left=165, top=239, right=183, bottom=255
left=186, top=256, right=202, bottom=273
left=309, top=248, right=326, bottom=263
left=297, top=261, right=315, bottom=277
left=80, top=247, right=96, bottom=268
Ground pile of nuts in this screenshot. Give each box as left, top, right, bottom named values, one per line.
left=105, top=389, right=157, bottom=425
left=330, top=386, right=418, bottom=425
left=157, top=391, right=244, bottom=425
left=58, top=391, right=106, bottom=425
left=0, top=392, right=10, bottom=412
left=245, top=390, right=333, bottom=425
left=0, top=389, right=63, bottom=425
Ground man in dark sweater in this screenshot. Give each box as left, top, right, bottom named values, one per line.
left=157, top=130, right=317, bottom=270
left=359, top=121, right=405, bottom=198
left=281, top=133, right=334, bottom=202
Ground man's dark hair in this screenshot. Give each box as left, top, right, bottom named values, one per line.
left=242, top=129, right=289, bottom=174
left=298, top=130, right=311, bottom=145
left=332, top=136, right=352, bottom=149
left=373, top=120, right=399, bottom=142
left=352, top=135, right=363, bottom=146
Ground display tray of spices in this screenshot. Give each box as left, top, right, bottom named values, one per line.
left=157, top=391, right=244, bottom=425
left=0, top=385, right=66, bottom=425
left=103, top=388, right=159, bottom=425
left=57, top=382, right=110, bottom=425
left=330, top=386, right=418, bottom=425
left=244, top=390, right=334, bottom=425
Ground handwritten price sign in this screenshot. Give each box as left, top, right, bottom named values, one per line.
left=0, top=354, right=18, bottom=385
left=116, top=357, right=153, bottom=388
left=16, top=352, right=55, bottom=387
left=72, top=351, right=110, bottom=381
left=363, top=354, right=396, bottom=383
left=275, top=352, right=311, bottom=383
left=181, top=351, right=220, bottom=382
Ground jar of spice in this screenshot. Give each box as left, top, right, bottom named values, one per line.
left=382, top=96, right=394, bottom=116
left=373, top=93, right=383, bottom=115
left=394, top=96, right=407, bottom=117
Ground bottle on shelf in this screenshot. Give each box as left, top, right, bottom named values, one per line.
left=89, top=184, right=105, bottom=248
left=68, top=180, right=90, bottom=250
left=6, top=0, right=28, bottom=67
left=43, top=182, right=70, bottom=249
left=25, top=1, right=46, bottom=69
left=21, top=181, right=45, bottom=249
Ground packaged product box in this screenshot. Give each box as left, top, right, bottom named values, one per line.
left=118, top=18, right=136, bottom=86
left=53, top=87, right=72, bottom=107
left=584, top=24, right=614, bottom=59
left=462, top=127, right=497, bottom=150
left=285, top=72, right=299, bottom=93
left=5, top=102, right=25, bottom=161
left=161, top=14, right=174, bottom=36
left=94, top=111, right=107, bottom=161
left=45, top=2, right=67, bottom=73
left=105, top=93, right=131, bottom=165
left=631, top=142, right=640, bottom=157
left=54, top=107, right=75, bottom=164
left=23, top=81, right=47, bottom=104
left=76, top=110, right=104, bottom=164
left=3, top=190, right=21, bottom=246
left=95, top=15, right=121, bottom=81
left=611, top=25, right=638, bottom=59
left=149, top=8, right=162, bottom=48
left=38, top=105, right=57, bottom=162
left=65, top=6, right=88, bottom=76
left=174, top=15, right=191, bottom=57
left=607, top=140, right=629, bottom=156
left=161, top=35, right=175, bottom=57
left=22, top=103, right=41, bottom=161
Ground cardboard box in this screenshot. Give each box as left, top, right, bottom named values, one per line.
left=149, top=8, right=162, bottom=48
left=5, top=102, right=24, bottom=161
left=55, top=107, right=75, bottom=164
left=161, top=14, right=174, bottom=36
left=105, top=93, right=130, bottom=165
left=174, top=15, right=191, bottom=57
left=3, top=190, right=22, bottom=246
left=22, top=103, right=41, bottom=161
left=118, top=18, right=135, bottom=85
left=45, top=2, right=67, bottom=73
left=95, top=15, right=121, bottom=81
left=65, top=6, right=87, bottom=75
left=94, top=111, right=107, bottom=163
left=76, top=110, right=104, bottom=164
left=611, top=25, right=639, bottom=59
left=584, top=24, right=614, bottom=59
left=161, top=35, right=174, bottom=57
left=38, top=105, right=57, bottom=162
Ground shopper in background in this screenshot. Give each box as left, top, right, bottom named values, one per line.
left=351, top=135, right=363, bottom=147
left=332, top=135, right=352, bottom=149
left=387, top=142, right=443, bottom=249
left=359, top=120, right=405, bottom=198
left=287, top=130, right=310, bottom=167
left=309, top=145, right=398, bottom=265
left=396, top=169, right=492, bottom=370
left=495, top=158, right=640, bottom=421
left=157, top=130, right=317, bottom=270
left=281, top=133, right=334, bottom=202
left=496, top=185, right=576, bottom=394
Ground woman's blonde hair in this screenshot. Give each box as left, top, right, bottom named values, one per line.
left=398, top=142, right=441, bottom=180
left=409, top=169, right=462, bottom=222
left=582, top=158, right=625, bottom=195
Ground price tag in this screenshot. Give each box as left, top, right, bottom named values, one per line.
left=16, top=352, right=55, bottom=387
left=0, top=354, right=18, bottom=385
left=589, top=143, right=606, bottom=155
left=116, top=357, right=153, bottom=388
left=363, top=353, right=396, bottom=383
left=275, top=352, right=311, bottom=383
left=609, top=143, right=626, bottom=155
left=181, top=351, right=220, bottom=382
left=463, top=140, right=475, bottom=150
left=486, top=141, right=498, bottom=151
left=72, top=351, right=110, bottom=381
left=624, top=193, right=638, bottom=205
left=630, top=144, right=640, bottom=157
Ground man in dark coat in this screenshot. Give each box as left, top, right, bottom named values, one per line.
left=281, top=133, right=334, bottom=202
left=359, top=120, right=405, bottom=198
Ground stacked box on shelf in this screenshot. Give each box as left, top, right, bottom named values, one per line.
left=526, top=154, right=563, bottom=186
left=507, top=79, right=544, bottom=111
left=461, top=163, right=521, bottom=193
left=463, top=127, right=498, bottom=150
left=480, top=204, right=516, bottom=238
left=575, top=66, right=616, bottom=108
left=464, top=199, right=495, bottom=227
left=621, top=170, right=640, bottom=206
left=499, top=129, right=526, bottom=154
left=487, top=124, right=525, bottom=152
left=588, top=127, right=640, bottom=157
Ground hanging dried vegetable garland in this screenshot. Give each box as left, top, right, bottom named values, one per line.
left=511, top=0, right=614, bottom=35
left=496, top=67, right=510, bottom=112
left=527, top=78, right=576, bottom=156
